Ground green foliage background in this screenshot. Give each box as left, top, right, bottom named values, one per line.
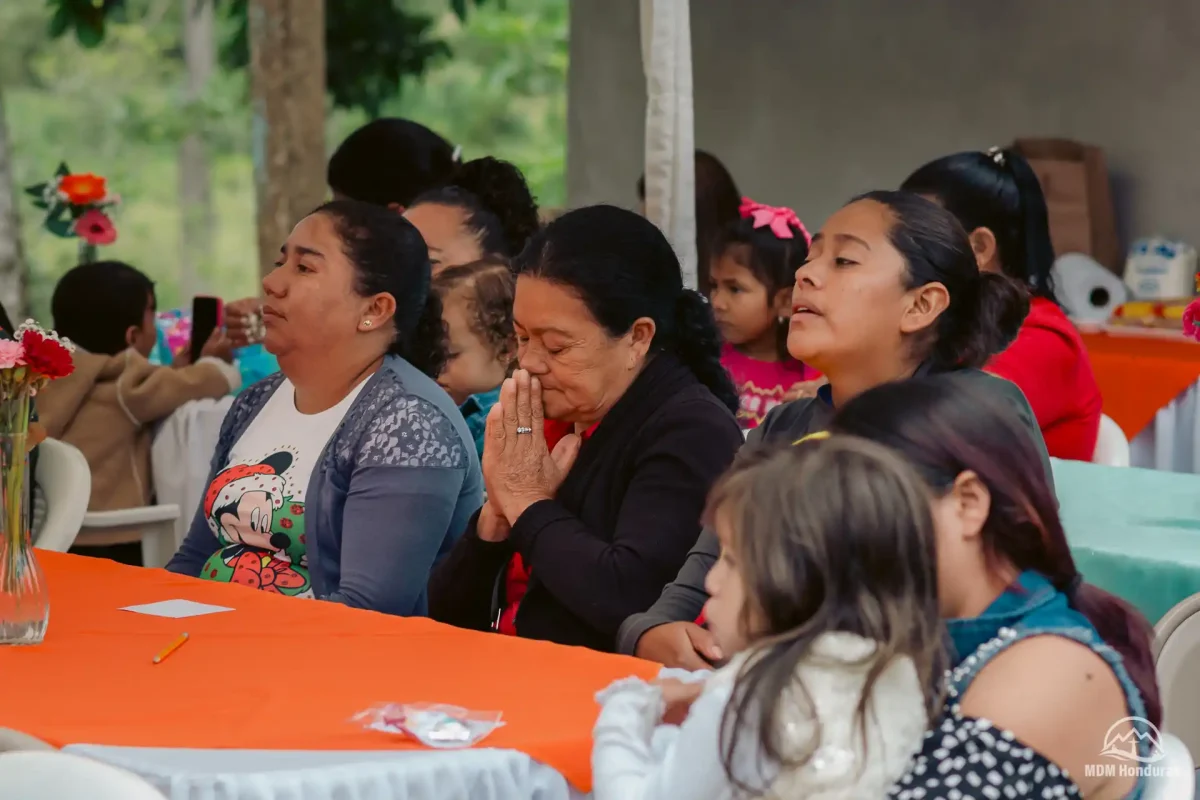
left=1, top=0, right=567, bottom=319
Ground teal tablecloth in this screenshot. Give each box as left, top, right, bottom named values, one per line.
left=1055, top=458, right=1200, bottom=625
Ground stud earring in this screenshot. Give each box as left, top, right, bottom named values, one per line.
left=363, top=319, right=373, bottom=328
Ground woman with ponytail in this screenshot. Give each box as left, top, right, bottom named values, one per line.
left=405, top=156, right=541, bottom=273
left=168, top=200, right=483, bottom=617
left=622, top=191, right=1051, bottom=666
left=903, top=148, right=1103, bottom=460
left=832, top=376, right=1158, bottom=800
left=429, top=205, right=743, bottom=652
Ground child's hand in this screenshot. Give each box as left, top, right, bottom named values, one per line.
left=636, top=621, right=723, bottom=671
left=655, top=678, right=704, bottom=725
left=225, top=297, right=265, bottom=347
left=199, top=328, right=235, bottom=363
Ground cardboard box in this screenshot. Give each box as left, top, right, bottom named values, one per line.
left=1012, top=138, right=1122, bottom=274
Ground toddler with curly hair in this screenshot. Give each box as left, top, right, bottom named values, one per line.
left=433, top=258, right=517, bottom=457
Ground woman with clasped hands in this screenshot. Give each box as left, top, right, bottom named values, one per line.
left=429, top=205, right=744, bottom=652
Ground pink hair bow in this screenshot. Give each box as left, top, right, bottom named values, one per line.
left=738, top=198, right=811, bottom=245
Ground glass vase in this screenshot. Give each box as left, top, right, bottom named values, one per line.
left=0, top=428, right=48, bottom=645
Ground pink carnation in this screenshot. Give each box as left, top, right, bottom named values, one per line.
left=0, top=340, right=26, bottom=370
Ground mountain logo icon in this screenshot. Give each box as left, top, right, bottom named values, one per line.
left=1100, top=716, right=1166, bottom=763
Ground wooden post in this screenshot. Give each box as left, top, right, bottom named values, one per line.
left=0, top=91, right=28, bottom=319
left=179, top=0, right=216, bottom=297
left=248, top=0, right=326, bottom=280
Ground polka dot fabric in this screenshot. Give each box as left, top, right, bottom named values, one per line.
left=887, top=711, right=1080, bottom=799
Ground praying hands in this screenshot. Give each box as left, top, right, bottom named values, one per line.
left=476, top=370, right=580, bottom=541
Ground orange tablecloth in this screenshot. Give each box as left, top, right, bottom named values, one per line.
left=0, top=552, right=657, bottom=792
left=1081, top=332, right=1200, bottom=438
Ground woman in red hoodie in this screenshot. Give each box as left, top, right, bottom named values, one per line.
left=903, top=148, right=1102, bottom=461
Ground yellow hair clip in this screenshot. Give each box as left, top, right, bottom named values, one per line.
left=792, top=430, right=830, bottom=446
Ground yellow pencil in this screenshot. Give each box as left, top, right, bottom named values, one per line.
left=152, top=632, right=189, bottom=665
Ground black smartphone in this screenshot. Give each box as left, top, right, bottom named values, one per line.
left=190, top=296, right=223, bottom=363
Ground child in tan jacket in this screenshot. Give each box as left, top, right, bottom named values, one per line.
left=37, top=262, right=239, bottom=559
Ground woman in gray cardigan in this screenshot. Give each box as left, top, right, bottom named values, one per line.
left=167, top=200, right=482, bottom=616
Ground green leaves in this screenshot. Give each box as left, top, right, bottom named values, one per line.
left=43, top=0, right=126, bottom=48
left=220, top=0, right=496, bottom=116
left=450, top=0, right=500, bottom=20
left=39, top=0, right=504, bottom=117
left=43, top=205, right=74, bottom=238
left=23, top=162, right=85, bottom=238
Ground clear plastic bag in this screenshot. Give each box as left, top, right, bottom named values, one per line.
left=352, top=703, right=505, bottom=749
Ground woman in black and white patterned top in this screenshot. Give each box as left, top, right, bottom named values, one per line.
left=833, top=378, right=1160, bottom=800
left=890, top=712, right=1079, bottom=799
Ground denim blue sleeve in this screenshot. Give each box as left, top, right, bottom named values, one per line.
left=330, top=464, right=466, bottom=615
left=327, top=394, right=476, bottom=616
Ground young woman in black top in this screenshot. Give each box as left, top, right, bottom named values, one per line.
left=620, top=191, right=1043, bottom=666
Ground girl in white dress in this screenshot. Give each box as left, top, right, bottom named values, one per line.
left=593, top=437, right=945, bottom=799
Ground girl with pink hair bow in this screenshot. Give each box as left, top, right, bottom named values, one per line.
left=710, top=199, right=824, bottom=429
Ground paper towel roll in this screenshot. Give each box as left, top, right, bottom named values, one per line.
left=1052, top=253, right=1128, bottom=323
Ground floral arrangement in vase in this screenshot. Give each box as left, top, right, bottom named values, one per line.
left=0, top=321, right=76, bottom=645
left=24, top=163, right=119, bottom=264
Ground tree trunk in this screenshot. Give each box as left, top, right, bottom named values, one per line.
left=0, top=91, right=28, bottom=322
left=248, top=0, right=326, bottom=281
left=179, top=0, right=216, bottom=298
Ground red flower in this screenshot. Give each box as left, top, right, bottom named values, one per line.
left=290, top=504, right=304, bottom=515
left=59, top=173, right=107, bottom=205
left=74, top=209, right=117, bottom=246
left=280, top=518, right=293, bottom=529
left=20, top=330, right=74, bottom=380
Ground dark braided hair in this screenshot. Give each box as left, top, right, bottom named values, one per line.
left=411, top=157, right=540, bottom=259
left=315, top=199, right=448, bottom=378
left=513, top=204, right=738, bottom=412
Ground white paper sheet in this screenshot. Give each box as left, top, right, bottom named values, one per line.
left=120, top=600, right=234, bottom=618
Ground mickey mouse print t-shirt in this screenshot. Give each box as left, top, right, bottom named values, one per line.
left=199, top=378, right=366, bottom=596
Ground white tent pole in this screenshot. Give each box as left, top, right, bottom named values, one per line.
left=640, top=0, right=697, bottom=289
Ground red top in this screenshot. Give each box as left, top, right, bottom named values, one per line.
left=497, top=419, right=599, bottom=636
left=987, top=297, right=1102, bottom=462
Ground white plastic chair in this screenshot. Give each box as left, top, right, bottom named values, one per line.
left=80, top=505, right=181, bottom=569
left=0, top=728, right=54, bottom=753
left=1093, top=414, right=1131, bottom=467
left=0, top=750, right=163, bottom=798
left=31, top=439, right=90, bottom=552
left=33, top=439, right=181, bottom=566
left=1155, top=593, right=1200, bottom=782
left=1145, top=732, right=1196, bottom=800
